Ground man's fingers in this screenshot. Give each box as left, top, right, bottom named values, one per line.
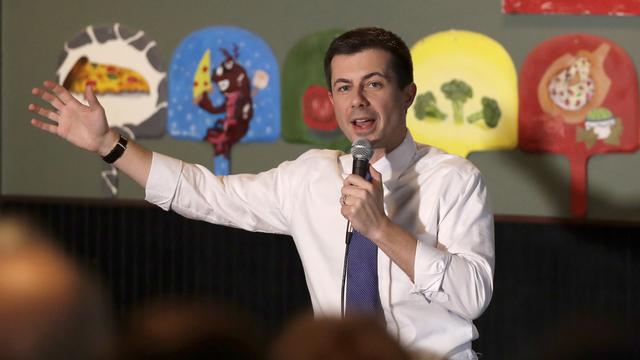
left=31, top=119, right=59, bottom=135
left=344, top=176, right=375, bottom=197
left=84, top=84, right=100, bottom=106
left=45, top=80, right=76, bottom=104
left=344, top=174, right=371, bottom=187
left=28, top=103, right=59, bottom=122
left=341, top=186, right=367, bottom=203
left=32, top=87, right=65, bottom=110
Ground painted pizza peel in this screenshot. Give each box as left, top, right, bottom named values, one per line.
left=56, top=23, right=167, bottom=196
left=169, top=26, right=280, bottom=175
left=281, top=29, right=349, bottom=150
left=407, top=30, right=518, bottom=158
left=519, top=34, right=639, bottom=217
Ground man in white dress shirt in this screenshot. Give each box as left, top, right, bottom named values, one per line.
left=29, top=27, right=494, bottom=359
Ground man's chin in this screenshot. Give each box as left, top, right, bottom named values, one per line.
left=351, top=128, right=379, bottom=141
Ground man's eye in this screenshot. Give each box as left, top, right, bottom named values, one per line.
left=368, top=81, right=382, bottom=88
left=337, top=85, right=350, bottom=92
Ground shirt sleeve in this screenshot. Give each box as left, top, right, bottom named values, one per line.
left=145, top=152, right=294, bottom=235
left=411, top=168, right=495, bottom=320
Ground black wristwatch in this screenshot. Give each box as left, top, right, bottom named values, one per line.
left=101, top=135, right=128, bottom=164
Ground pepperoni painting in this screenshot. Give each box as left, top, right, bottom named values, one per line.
left=302, top=85, right=337, bottom=131
left=282, top=29, right=348, bottom=150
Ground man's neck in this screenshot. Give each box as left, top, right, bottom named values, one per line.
left=369, top=129, right=407, bottom=164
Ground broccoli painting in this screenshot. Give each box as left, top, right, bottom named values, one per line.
left=467, top=97, right=501, bottom=128
left=441, top=79, right=473, bottom=124
left=413, top=91, right=447, bottom=121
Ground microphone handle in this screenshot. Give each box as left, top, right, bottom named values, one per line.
left=352, top=158, right=369, bottom=178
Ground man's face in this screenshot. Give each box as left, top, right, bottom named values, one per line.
left=328, top=49, right=416, bottom=156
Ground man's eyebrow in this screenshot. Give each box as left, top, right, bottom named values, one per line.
left=332, top=78, right=352, bottom=87
left=332, top=72, right=388, bottom=87
left=362, top=72, right=388, bottom=81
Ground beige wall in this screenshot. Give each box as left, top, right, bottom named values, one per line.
left=2, top=0, right=640, bottom=219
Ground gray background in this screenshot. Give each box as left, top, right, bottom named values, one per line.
left=2, top=0, right=640, bottom=219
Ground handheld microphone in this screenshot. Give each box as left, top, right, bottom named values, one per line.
left=351, top=138, right=373, bottom=178
left=346, top=138, right=374, bottom=239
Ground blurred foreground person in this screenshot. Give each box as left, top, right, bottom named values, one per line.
left=118, top=299, right=266, bottom=360
left=0, top=216, right=112, bottom=360
left=270, top=313, right=444, bottom=360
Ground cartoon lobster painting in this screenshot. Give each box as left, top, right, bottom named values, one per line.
left=195, top=45, right=254, bottom=158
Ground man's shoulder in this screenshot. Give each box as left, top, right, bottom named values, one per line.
left=413, top=144, right=482, bottom=180
left=296, top=148, right=344, bottom=161
left=276, top=148, right=344, bottom=175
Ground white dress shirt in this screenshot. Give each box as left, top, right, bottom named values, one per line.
left=145, top=132, right=494, bottom=360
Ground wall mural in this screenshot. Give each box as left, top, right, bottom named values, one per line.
left=281, top=29, right=349, bottom=150
left=519, top=34, right=639, bottom=218
left=56, top=23, right=167, bottom=196
left=168, top=26, right=279, bottom=175
left=503, top=0, right=640, bottom=15
left=407, top=30, right=518, bottom=158
left=48, top=24, right=640, bottom=219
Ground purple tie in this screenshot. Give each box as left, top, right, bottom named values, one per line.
left=345, top=229, right=382, bottom=314
left=345, top=172, right=382, bottom=315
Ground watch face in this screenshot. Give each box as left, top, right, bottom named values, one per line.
left=103, top=136, right=128, bottom=164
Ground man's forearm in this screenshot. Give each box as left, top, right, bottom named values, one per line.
left=98, top=130, right=152, bottom=188
left=370, top=219, right=417, bottom=281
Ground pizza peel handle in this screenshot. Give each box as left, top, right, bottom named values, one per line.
left=569, top=154, right=588, bottom=218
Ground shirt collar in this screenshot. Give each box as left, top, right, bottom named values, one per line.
left=339, top=131, right=418, bottom=184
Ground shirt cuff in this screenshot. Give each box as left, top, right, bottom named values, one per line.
left=145, top=152, right=183, bottom=211
left=411, top=232, right=451, bottom=302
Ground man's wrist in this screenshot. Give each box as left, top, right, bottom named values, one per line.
left=369, top=217, right=395, bottom=244
left=98, top=131, right=120, bottom=157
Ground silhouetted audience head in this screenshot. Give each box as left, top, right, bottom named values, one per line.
left=0, top=216, right=112, bottom=360
left=270, top=313, right=416, bottom=360
left=118, top=299, right=266, bottom=360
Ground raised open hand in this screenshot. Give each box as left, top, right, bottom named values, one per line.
left=29, top=80, right=114, bottom=154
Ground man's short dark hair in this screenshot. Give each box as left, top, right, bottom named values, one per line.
left=323, top=27, right=414, bottom=91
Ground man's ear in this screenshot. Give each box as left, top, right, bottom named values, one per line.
left=403, top=83, right=417, bottom=110
left=328, top=89, right=334, bottom=105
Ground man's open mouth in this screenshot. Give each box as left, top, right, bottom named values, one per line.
left=351, top=118, right=375, bottom=129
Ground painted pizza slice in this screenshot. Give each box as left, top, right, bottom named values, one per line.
left=538, top=43, right=611, bottom=125
left=63, top=56, right=150, bottom=94
left=193, top=49, right=213, bottom=100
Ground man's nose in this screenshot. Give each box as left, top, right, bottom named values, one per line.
left=350, top=87, right=369, bottom=108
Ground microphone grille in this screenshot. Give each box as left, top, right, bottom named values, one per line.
left=350, top=138, right=373, bottom=161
